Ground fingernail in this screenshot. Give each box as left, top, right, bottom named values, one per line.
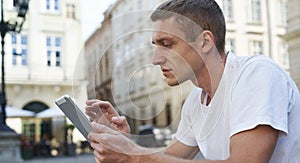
left=112, top=116, right=120, bottom=121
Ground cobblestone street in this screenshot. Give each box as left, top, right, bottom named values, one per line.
left=24, top=154, right=95, bottom=163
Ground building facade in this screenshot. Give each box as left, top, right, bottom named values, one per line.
left=286, top=0, right=300, bottom=88
left=86, top=0, right=292, bottom=134
left=2, top=0, right=87, bottom=145
left=85, top=9, right=113, bottom=103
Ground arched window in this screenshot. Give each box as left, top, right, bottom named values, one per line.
left=23, top=101, right=48, bottom=113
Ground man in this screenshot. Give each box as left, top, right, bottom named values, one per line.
left=85, top=0, right=300, bottom=162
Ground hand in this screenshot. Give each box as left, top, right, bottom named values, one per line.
left=85, top=99, right=131, bottom=135
left=88, top=122, right=143, bottom=163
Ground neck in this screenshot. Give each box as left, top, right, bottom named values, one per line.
left=196, top=51, right=227, bottom=99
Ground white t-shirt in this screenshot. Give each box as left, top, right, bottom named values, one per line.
left=176, top=52, right=300, bottom=162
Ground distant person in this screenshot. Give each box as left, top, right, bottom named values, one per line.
left=40, top=133, right=51, bottom=156
left=85, top=0, right=300, bottom=162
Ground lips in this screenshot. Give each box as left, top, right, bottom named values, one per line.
left=162, top=68, right=170, bottom=72
left=161, top=67, right=172, bottom=77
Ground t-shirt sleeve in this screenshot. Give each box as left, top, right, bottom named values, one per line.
left=175, top=90, right=198, bottom=147
left=230, top=60, right=290, bottom=137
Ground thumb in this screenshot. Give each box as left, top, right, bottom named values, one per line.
left=91, top=122, right=118, bottom=135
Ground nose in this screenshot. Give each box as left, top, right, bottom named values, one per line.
left=152, top=47, right=166, bottom=65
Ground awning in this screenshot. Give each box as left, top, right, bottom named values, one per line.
left=35, top=106, right=65, bottom=118
left=6, top=106, right=35, bottom=118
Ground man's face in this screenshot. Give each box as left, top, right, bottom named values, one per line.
left=152, top=17, right=204, bottom=86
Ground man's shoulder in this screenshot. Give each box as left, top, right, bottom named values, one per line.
left=232, top=53, right=280, bottom=69
left=229, top=53, right=287, bottom=78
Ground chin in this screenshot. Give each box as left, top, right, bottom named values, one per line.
left=166, top=79, right=180, bottom=86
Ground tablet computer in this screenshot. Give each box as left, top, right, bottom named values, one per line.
left=55, top=95, right=92, bottom=140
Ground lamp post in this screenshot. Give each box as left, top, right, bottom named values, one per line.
left=0, top=0, right=29, bottom=131
left=0, top=0, right=29, bottom=162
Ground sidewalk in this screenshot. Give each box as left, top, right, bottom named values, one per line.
left=24, top=154, right=95, bottom=163
left=23, top=149, right=203, bottom=163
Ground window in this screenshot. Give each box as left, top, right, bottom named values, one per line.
left=55, top=51, right=61, bottom=66
left=23, top=123, right=35, bottom=144
left=11, top=35, right=17, bottom=44
left=225, top=38, right=235, bottom=53
left=12, top=49, right=17, bottom=65
left=46, top=0, right=50, bottom=10
left=223, top=0, right=234, bottom=22
left=46, top=36, right=62, bottom=67
left=248, top=0, right=262, bottom=24
left=21, top=49, right=27, bottom=65
left=45, top=0, right=60, bottom=13
left=140, top=70, right=145, bottom=89
left=46, top=37, right=51, bottom=46
left=11, top=34, right=28, bottom=66
left=279, top=43, right=289, bottom=67
left=278, top=0, right=287, bottom=26
left=166, top=104, right=172, bottom=126
left=105, top=54, right=109, bottom=75
left=47, top=50, right=51, bottom=66
left=66, top=4, right=76, bottom=19
left=129, top=73, right=136, bottom=93
left=249, top=40, right=263, bottom=55
left=152, top=107, right=157, bottom=126
left=54, top=0, right=59, bottom=10
left=55, top=37, right=61, bottom=47
left=21, top=35, right=27, bottom=45
left=114, top=45, right=122, bottom=65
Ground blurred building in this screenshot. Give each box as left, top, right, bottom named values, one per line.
left=85, top=0, right=293, bottom=134
left=2, top=0, right=87, bottom=147
left=285, top=0, right=300, bottom=88
left=85, top=8, right=113, bottom=103
left=218, top=0, right=288, bottom=67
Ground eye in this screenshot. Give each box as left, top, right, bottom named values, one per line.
left=161, top=41, right=172, bottom=48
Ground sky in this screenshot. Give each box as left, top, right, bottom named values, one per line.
left=80, top=0, right=117, bottom=41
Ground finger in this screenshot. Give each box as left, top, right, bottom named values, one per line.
left=94, top=151, right=105, bottom=163
left=88, top=104, right=106, bottom=119
left=89, top=133, right=114, bottom=149
left=91, top=143, right=105, bottom=154
left=86, top=99, right=100, bottom=106
left=86, top=105, right=103, bottom=115
left=88, top=133, right=99, bottom=143
left=111, top=116, right=127, bottom=126
left=87, top=106, right=111, bottom=125
left=91, top=122, right=119, bottom=135
left=92, top=101, right=119, bottom=115
left=86, top=105, right=99, bottom=112
left=85, top=110, right=97, bottom=120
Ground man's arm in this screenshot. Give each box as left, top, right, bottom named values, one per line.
left=89, top=123, right=278, bottom=163
left=164, top=138, right=199, bottom=159
left=133, top=125, right=279, bottom=163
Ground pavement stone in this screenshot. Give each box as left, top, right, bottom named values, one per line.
left=24, top=154, right=95, bottom=163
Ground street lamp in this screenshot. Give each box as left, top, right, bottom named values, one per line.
left=0, top=1, right=29, bottom=162
left=0, top=0, right=29, bottom=131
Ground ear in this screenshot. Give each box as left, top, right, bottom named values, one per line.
left=197, top=30, right=215, bottom=53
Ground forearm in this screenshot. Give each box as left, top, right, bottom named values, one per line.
left=132, top=152, right=230, bottom=163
